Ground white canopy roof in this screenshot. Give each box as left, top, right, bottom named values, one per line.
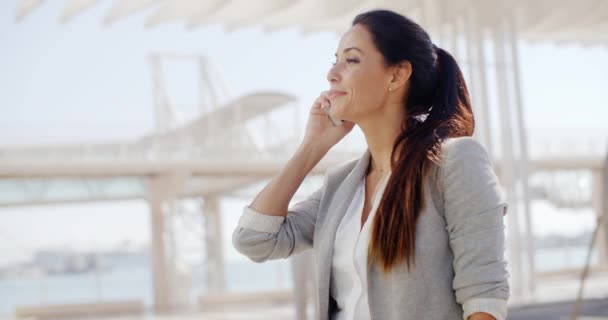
left=16, top=0, right=608, bottom=46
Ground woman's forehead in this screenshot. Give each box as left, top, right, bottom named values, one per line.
left=337, top=24, right=374, bottom=53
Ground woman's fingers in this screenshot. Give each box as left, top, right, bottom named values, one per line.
left=311, top=91, right=331, bottom=115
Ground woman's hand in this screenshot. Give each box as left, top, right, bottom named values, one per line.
left=302, top=91, right=355, bottom=152
left=468, top=312, right=496, bottom=320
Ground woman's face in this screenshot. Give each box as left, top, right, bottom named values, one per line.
left=326, top=24, right=394, bottom=122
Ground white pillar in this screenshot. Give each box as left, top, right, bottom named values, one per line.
left=592, top=165, right=608, bottom=267
left=203, top=196, right=226, bottom=292
left=450, top=18, right=461, bottom=63
left=147, top=173, right=189, bottom=313
left=492, top=21, right=526, bottom=302
left=148, top=179, right=171, bottom=313
left=466, top=7, right=493, bottom=156
left=506, top=16, right=537, bottom=296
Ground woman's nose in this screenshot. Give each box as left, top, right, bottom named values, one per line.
left=326, top=65, right=341, bottom=83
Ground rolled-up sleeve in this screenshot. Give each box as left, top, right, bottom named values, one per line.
left=232, top=177, right=326, bottom=263
left=440, top=137, right=510, bottom=319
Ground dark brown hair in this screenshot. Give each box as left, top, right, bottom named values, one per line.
left=353, top=10, right=475, bottom=272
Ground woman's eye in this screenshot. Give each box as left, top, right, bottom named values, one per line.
left=332, top=58, right=359, bottom=66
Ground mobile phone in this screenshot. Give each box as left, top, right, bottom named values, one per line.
left=322, top=105, right=344, bottom=126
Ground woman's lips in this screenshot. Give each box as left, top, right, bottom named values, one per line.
left=328, top=91, right=347, bottom=100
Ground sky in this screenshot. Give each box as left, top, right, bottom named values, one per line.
left=0, top=1, right=607, bottom=267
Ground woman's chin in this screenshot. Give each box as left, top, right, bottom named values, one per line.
left=331, top=109, right=352, bottom=122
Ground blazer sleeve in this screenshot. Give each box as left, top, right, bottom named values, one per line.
left=440, top=137, right=510, bottom=319
left=232, top=175, right=326, bottom=263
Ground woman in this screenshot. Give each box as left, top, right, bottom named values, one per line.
left=232, top=9, right=509, bottom=320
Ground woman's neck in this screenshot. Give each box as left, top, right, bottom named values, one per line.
left=358, top=103, right=403, bottom=175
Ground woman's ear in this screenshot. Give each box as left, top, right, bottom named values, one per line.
left=389, top=61, right=412, bottom=90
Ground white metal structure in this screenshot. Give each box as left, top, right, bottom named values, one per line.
left=0, top=49, right=360, bottom=318
left=8, top=0, right=608, bottom=318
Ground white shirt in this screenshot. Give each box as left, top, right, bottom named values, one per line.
left=330, top=171, right=392, bottom=320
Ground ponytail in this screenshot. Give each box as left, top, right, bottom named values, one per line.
left=429, top=45, right=475, bottom=137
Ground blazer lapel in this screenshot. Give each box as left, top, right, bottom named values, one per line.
left=316, top=149, right=370, bottom=318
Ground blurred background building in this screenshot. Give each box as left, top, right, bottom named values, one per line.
left=1, top=0, right=607, bottom=319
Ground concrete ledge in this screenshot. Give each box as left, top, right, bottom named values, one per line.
left=14, top=300, right=144, bottom=319
left=200, top=290, right=294, bottom=308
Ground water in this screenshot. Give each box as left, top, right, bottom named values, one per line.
left=0, top=259, right=292, bottom=316
left=0, top=247, right=599, bottom=316
left=534, top=246, right=599, bottom=272
left=0, top=265, right=152, bottom=315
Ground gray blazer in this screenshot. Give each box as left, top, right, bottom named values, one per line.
left=232, top=137, right=510, bottom=319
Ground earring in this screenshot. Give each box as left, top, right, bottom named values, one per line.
left=389, top=87, right=393, bottom=92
